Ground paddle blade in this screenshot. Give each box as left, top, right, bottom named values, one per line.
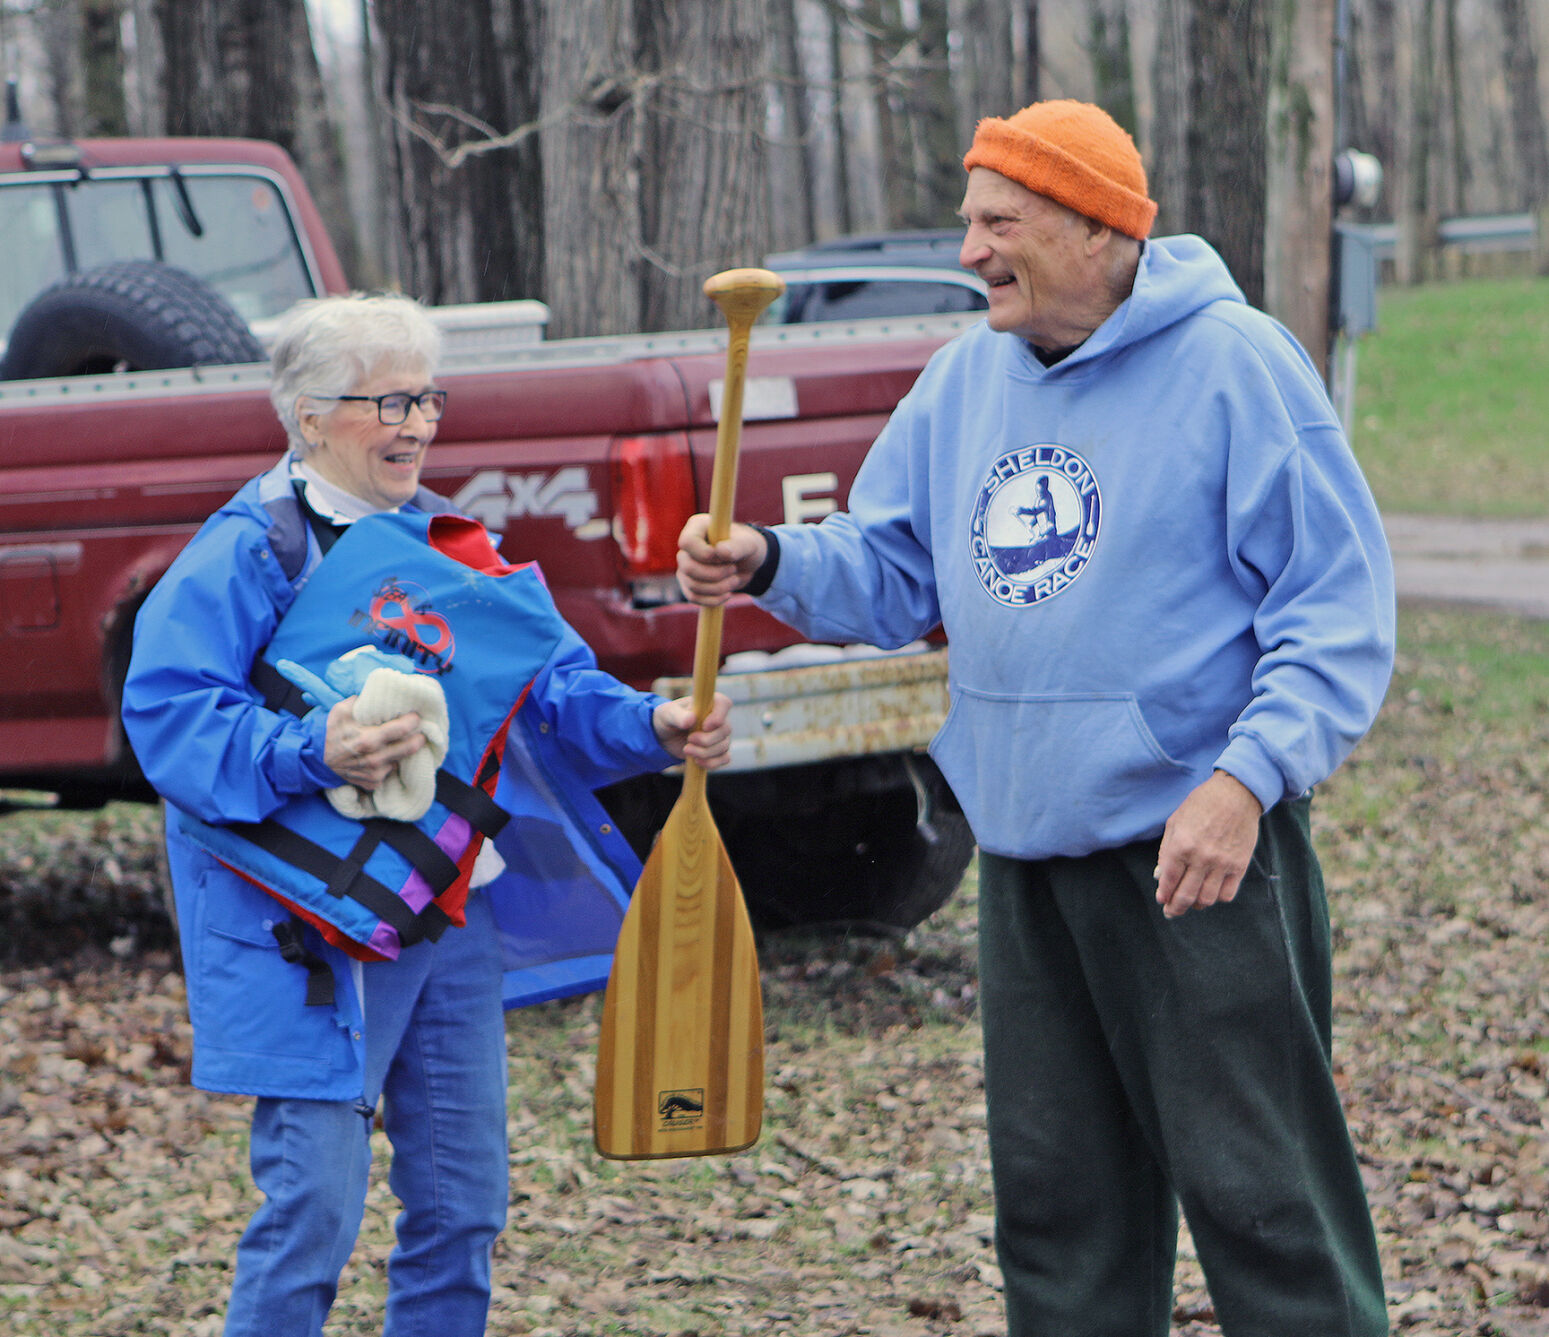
left=594, top=791, right=764, bottom=1159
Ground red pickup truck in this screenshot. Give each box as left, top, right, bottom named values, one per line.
left=0, top=134, right=973, bottom=933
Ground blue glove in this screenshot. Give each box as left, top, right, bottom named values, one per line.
left=275, top=646, right=422, bottom=713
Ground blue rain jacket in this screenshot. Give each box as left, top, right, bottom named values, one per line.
left=121, top=458, right=671, bottom=1099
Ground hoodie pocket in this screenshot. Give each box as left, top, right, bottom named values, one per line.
left=930, top=689, right=1194, bottom=856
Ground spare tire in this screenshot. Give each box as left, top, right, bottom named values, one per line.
left=0, top=259, right=265, bottom=380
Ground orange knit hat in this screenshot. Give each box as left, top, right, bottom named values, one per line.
left=963, top=100, right=1157, bottom=240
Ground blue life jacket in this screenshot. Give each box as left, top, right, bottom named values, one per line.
left=178, top=508, right=566, bottom=962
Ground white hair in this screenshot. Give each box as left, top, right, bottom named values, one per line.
left=268, top=292, right=443, bottom=452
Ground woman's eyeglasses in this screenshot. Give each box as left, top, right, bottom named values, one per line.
left=327, top=390, right=448, bottom=424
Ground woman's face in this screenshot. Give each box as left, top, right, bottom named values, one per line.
left=300, top=362, right=439, bottom=511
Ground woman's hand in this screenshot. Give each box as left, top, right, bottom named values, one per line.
left=324, top=697, right=426, bottom=789
left=652, top=692, right=734, bottom=769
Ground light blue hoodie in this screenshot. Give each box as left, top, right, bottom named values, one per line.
left=760, top=235, right=1396, bottom=861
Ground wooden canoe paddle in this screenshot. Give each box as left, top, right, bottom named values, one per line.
left=593, top=267, right=786, bottom=1160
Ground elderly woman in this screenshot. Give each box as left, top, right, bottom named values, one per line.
left=121, top=293, right=731, bottom=1337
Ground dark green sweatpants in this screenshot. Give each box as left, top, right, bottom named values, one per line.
left=977, top=797, right=1388, bottom=1337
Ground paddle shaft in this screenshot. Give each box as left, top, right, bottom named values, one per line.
left=684, top=269, right=786, bottom=801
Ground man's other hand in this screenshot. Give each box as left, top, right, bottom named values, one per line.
left=1154, top=770, right=1263, bottom=919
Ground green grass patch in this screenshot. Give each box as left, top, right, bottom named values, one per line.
left=1349, top=275, right=1549, bottom=516
left=1391, top=604, right=1549, bottom=722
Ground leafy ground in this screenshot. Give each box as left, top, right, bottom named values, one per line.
left=1351, top=275, right=1549, bottom=518
left=3, top=604, right=1549, bottom=1336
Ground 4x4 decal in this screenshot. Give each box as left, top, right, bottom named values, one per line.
left=451, top=468, right=608, bottom=539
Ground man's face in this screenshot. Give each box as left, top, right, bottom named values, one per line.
left=958, top=167, right=1110, bottom=350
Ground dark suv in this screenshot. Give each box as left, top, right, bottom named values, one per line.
left=764, top=229, right=986, bottom=323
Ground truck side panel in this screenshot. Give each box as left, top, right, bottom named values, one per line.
left=0, top=318, right=967, bottom=791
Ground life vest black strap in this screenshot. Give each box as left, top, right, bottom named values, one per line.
left=368, top=819, right=463, bottom=900
left=251, top=657, right=312, bottom=719
left=330, top=820, right=456, bottom=944
left=228, top=818, right=452, bottom=947
left=435, top=770, right=509, bottom=839
left=270, top=916, right=336, bottom=1007
left=297, top=486, right=346, bottom=556
left=250, top=660, right=509, bottom=844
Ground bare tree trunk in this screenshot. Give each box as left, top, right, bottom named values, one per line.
left=235, top=1, right=299, bottom=148
left=543, top=0, right=770, bottom=333
left=863, top=0, right=913, bottom=228
left=122, top=0, right=167, bottom=134
left=153, top=0, right=358, bottom=285
left=907, top=0, right=959, bottom=225
left=1342, top=0, right=1396, bottom=178
left=289, top=16, right=363, bottom=285
left=357, top=0, right=394, bottom=287
left=1149, top=0, right=1190, bottom=236
left=1395, top=0, right=1440, bottom=283
left=82, top=0, right=128, bottom=135
left=1086, top=1, right=1135, bottom=134
left=1440, top=0, right=1468, bottom=214
left=637, top=0, right=771, bottom=330
left=35, top=1, right=91, bottom=135
left=958, top=0, right=1017, bottom=146
left=1182, top=0, right=1269, bottom=305
left=769, top=0, right=818, bottom=248
left=501, top=0, right=547, bottom=302
left=541, top=0, right=642, bottom=336
left=373, top=0, right=532, bottom=305
left=158, top=0, right=273, bottom=140
left=826, top=0, right=857, bottom=234
left=1498, top=0, right=1549, bottom=210
left=1020, top=0, right=1040, bottom=106
left=1263, top=0, right=1335, bottom=372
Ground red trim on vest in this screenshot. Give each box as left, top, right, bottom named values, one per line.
left=428, top=513, right=526, bottom=576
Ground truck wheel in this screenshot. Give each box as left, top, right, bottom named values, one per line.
left=0, top=259, right=264, bottom=380
left=599, top=754, right=974, bottom=935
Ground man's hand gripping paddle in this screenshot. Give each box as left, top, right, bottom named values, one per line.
left=593, top=268, right=785, bottom=1159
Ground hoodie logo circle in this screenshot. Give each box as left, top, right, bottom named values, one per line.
left=969, top=445, right=1102, bottom=606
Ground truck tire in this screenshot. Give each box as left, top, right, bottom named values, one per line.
left=599, top=753, right=974, bottom=935
left=0, top=259, right=264, bottom=380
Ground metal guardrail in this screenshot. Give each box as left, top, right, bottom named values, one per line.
left=1336, top=212, right=1537, bottom=261
left=1334, top=212, right=1540, bottom=340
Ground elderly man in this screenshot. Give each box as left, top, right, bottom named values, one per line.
left=678, top=101, right=1393, bottom=1336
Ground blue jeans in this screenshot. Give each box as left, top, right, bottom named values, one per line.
left=223, top=892, right=510, bottom=1337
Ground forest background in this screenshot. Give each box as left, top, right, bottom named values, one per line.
left=2, top=0, right=1547, bottom=358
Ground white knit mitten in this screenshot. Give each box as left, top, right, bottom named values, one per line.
left=326, top=668, right=450, bottom=822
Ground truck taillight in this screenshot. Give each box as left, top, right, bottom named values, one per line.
left=611, top=432, right=696, bottom=582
